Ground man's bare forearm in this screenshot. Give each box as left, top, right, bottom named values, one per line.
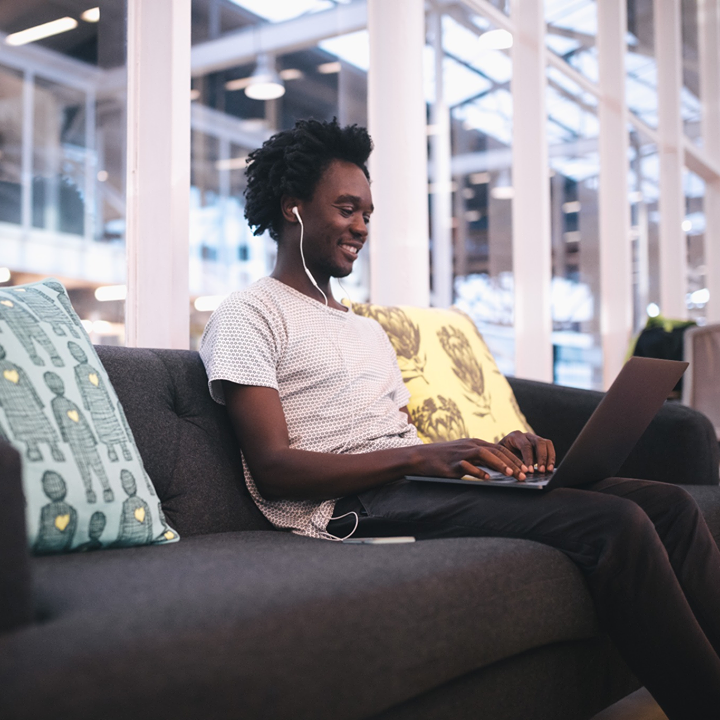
left=224, top=382, right=527, bottom=502
left=250, top=444, right=423, bottom=500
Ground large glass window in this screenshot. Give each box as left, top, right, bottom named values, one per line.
left=545, top=0, right=598, bottom=83
left=0, top=2, right=127, bottom=344
left=546, top=68, right=601, bottom=389
left=432, top=10, right=514, bottom=374
left=188, top=0, right=370, bottom=346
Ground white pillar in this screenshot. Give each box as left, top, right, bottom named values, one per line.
left=367, top=0, right=429, bottom=307
left=429, top=10, right=454, bottom=308
left=597, top=0, right=633, bottom=388
left=84, top=89, right=97, bottom=244
left=699, top=0, right=720, bottom=323
left=126, top=0, right=191, bottom=348
left=655, top=0, right=688, bottom=320
left=511, top=0, right=553, bottom=382
left=21, top=70, right=33, bottom=233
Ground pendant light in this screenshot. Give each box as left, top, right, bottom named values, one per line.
left=245, top=53, right=285, bottom=100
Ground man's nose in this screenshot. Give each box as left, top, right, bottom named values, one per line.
left=351, top=215, right=369, bottom=239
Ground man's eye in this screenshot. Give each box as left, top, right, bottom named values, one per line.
left=339, top=207, right=353, bottom=217
left=363, top=216, right=371, bottom=225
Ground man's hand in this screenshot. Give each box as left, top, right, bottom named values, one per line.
left=413, top=438, right=528, bottom=481
left=498, top=431, right=556, bottom=475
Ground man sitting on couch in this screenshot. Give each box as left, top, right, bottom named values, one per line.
left=199, top=119, right=720, bottom=718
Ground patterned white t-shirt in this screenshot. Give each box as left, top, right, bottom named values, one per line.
left=199, top=276, right=421, bottom=538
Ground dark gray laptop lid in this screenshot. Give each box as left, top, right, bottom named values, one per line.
left=547, top=356, right=688, bottom=488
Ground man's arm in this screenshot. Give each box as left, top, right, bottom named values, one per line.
left=224, top=382, right=528, bottom=501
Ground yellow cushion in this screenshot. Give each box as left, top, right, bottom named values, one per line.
left=349, top=302, right=532, bottom=444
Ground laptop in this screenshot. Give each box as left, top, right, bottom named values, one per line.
left=405, top=356, right=688, bottom=492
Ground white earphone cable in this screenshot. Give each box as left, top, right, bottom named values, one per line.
left=294, top=206, right=328, bottom=306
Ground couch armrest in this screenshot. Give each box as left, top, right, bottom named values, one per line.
left=0, top=440, right=33, bottom=633
left=508, top=377, right=720, bottom=486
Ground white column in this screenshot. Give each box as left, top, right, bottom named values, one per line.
left=510, top=0, right=553, bottom=382
left=655, top=0, right=688, bottom=320
left=597, top=0, right=633, bottom=388
left=21, top=70, right=33, bottom=232
left=126, top=0, right=191, bottom=348
left=367, top=0, right=429, bottom=307
left=429, top=10, right=454, bottom=308
left=84, top=89, right=97, bottom=243
left=699, top=0, right=720, bottom=323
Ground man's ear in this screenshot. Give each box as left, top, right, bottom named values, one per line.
left=280, top=195, right=301, bottom=223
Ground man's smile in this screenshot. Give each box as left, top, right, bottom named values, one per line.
left=339, top=241, right=361, bottom=259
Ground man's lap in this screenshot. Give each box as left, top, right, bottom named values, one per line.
left=328, top=477, right=695, bottom=554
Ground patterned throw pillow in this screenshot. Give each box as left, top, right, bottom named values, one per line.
left=0, top=279, right=178, bottom=554
left=349, top=302, right=532, bottom=444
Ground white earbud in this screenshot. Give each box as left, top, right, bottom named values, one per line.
left=290, top=207, right=356, bottom=464
left=293, top=205, right=328, bottom=306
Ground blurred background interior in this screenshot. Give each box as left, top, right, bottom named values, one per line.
left=0, top=0, right=714, bottom=390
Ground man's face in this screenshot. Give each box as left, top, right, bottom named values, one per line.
left=296, top=159, right=373, bottom=280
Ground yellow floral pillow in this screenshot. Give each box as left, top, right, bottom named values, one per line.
left=349, top=303, right=532, bottom=444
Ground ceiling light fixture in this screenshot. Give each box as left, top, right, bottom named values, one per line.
left=279, top=68, right=304, bottom=81
left=225, top=77, right=252, bottom=91
left=245, top=54, right=285, bottom=100
left=215, top=157, right=248, bottom=171
left=5, top=17, right=78, bottom=46
left=194, top=295, right=226, bottom=312
left=490, top=185, right=514, bottom=200
left=477, top=28, right=513, bottom=51
left=318, top=61, right=341, bottom=74
left=95, top=285, right=126, bottom=302
left=81, top=7, right=100, bottom=23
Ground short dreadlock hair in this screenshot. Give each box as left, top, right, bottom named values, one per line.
left=244, top=118, right=373, bottom=242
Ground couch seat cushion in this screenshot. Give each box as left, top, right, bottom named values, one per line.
left=0, top=532, right=597, bottom=720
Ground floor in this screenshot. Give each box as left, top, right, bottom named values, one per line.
left=590, top=689, right=668, bottom=720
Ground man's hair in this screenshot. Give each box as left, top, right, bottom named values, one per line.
left=244, top=118, right=373, bottom=241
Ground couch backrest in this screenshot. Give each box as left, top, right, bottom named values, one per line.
left=96, top=346, right=272, bottom=536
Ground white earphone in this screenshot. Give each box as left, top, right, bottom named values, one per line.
left=293, top=206, right=328, bottom=306
left=291, top=206, right=357, bottom=472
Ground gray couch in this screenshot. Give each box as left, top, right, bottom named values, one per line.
left=1, top=346, right=719, bottom=720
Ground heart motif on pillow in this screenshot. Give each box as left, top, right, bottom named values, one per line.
left=134, top=507, right=146, bottom=523
left=88, top=373, right=99, bottom=387
left=55, top=514, right=70, bottom=532
left=3, top=369, right=19, bottom=384
left=67, top=410, right=79, bottom=423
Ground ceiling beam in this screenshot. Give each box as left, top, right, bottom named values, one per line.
left=190, top=0, right=367, bottom=77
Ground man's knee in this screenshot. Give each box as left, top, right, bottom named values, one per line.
left=604, top=499, right=658, bottom=548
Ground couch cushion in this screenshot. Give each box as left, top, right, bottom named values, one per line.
left=348, top=303, right=531, bottom=444
left=0, top=533, right=597, bottom=720
left=685, top=485, right=720, bottom=546
left=95, top=346, right=271, bottom=536
left=0, top=280, right=177, bottom=553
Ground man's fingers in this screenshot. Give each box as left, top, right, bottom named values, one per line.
left=532, top=436, right=549, bottom=473
left=459, top=459, right=488, bottom=479
left=546, top=439, right=556, bottom=470
left=478, top=447, right=526, bottom=480
left=499, top=432, right=532, bottom=471
left=495, top=445, right=526, bottom=471
left=513, top=437, right=535, bottom=471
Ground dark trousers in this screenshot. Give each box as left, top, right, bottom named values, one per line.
left=328, top=478, right=720, bottom=719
